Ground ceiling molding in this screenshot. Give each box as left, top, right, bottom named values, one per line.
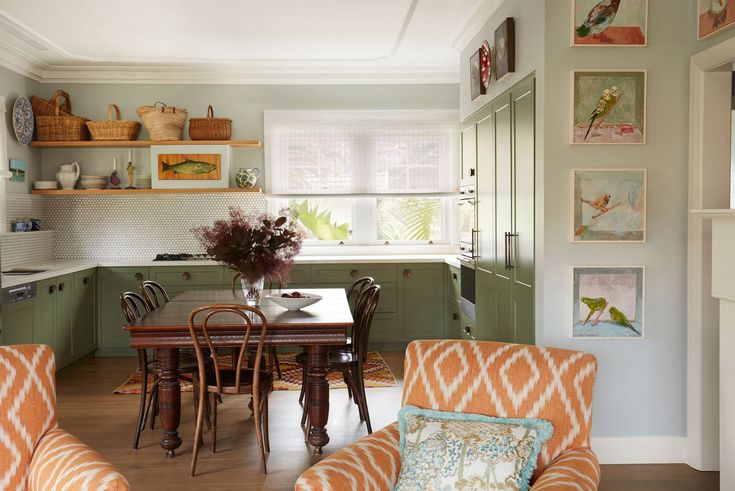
left=37, top=66, right=459, bottom=85
left=0, top=39, right=43, bottom=81
left=447, top=0, right=504, bottom=51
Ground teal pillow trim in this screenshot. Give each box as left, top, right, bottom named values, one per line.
left=397, top=405, right=554, bottom=491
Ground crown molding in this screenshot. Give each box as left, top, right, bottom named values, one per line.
left=0, top=38, right=43, bottom=81
left=448, top=0, right=504, bottom=51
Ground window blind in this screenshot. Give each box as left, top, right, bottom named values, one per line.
left=265, top=110, right=459, bottom=195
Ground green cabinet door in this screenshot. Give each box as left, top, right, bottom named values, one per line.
left=447, top=304, right=462, bottom=339
left=400, top=264, right=444, bottom=339
left=36, top=278, right=57, bottom=351
left=476, top=113, right=496, bottom=275
left=72, top=269, right=97, bottom=356
left=475, top=268, right=498, bottom=341
left=446, top=265, right=461, bottom=307
left=98, top=267, right=148, bottom=353
left=1, top=297, right=36, bottom=345
left=461, top=124, right=477, bottom=187
left=55, top=275, right=74, bottom=368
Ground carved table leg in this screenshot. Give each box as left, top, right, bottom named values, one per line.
left=156, top=348, right=182, bottom=457
left=306, top=345, right=330, bottom=454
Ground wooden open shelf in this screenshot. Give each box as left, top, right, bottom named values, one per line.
left=31, top=187, right=262, bottom=196
left=29, top=139, right=262, bottom=149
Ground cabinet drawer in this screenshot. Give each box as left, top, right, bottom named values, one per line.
left=310, top=264, right=396, bottom=284
left=446, top=265, right=460, bottom=305
left=150, top=266, right=224, bottom=286
left=102, top=267, right=149, bottom=283
left=224, top=264, right=310, bottom=288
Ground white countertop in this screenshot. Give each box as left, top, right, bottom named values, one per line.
left=1, top=254, right=462, bottom=288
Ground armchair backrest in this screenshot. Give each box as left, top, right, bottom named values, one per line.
left=0, top=344, right=58, bottom=489
left=402, top=340, right=597, bottom=476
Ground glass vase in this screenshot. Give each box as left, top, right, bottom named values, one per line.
left=241, top=276, right=265, bottom=306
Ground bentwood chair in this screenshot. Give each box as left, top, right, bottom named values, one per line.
left=120, top=292, right=202, bottom=449
left=188, top=304, right=273, bottom=475
left=298, top=285, right=381, bottom=434
left=140, top=280, right=170, bottom=309
left=299, top=276, right=375, bottom=405
left=230, top=272, right=283, bottom=380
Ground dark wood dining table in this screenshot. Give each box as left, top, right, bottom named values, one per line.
left=124, top=288, right=352, bottom=456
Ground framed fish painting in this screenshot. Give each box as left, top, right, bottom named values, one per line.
left=572, top=169, right=646, bottom=242
left=571, top=70, right=646, bottom=145
left=150, top=145, right=230, bottom=189
left=572, top=0, right=647, bottom=47
left=572, top=266, right=644, bottom=339
left=698, top=0, right=735, bottom=40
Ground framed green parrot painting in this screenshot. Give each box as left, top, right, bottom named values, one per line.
left=571, top=70, right=646, bottom=145
left=572, top=266, right=644, bottom=338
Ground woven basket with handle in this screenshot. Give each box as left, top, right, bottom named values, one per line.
left=136, top=102, right=187, bottom=141
left=188, top=105, right=232, bottom=140
left=30, top=89, right=73, bottom=117
left=86, top=103, right=141, bottom=141
left=35, top=96, right=89, bottom=141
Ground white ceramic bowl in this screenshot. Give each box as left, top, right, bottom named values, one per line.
left=266, top=292, right=322, bottom=310
left=33, top=181, right=58, bottom=190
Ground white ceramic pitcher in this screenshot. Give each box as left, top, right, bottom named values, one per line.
left=57, top=162, right=80, bottom=190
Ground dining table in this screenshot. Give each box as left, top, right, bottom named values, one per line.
left=124, top=288, right=352, bottom=457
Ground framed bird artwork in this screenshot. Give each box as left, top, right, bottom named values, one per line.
left=571, top=169, right=647, bottom=242
left=571, top=69, right=646, bottom=144
left=698, top=0, right=735, bottom=40
left=572, top=266, right=645, bottom=339
left=572, top=0, right=648, bottom=47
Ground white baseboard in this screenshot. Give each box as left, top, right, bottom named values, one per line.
left=591, top=436, right=686, bottom=464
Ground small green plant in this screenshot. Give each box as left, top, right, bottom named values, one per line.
left=291, top=200, right=350, bottom=240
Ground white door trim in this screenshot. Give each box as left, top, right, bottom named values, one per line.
left=687, top=38, right=735, bottom=472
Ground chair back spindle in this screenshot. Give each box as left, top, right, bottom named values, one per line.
left=352, top=285, right=380, bottom=363
left=346, top=277, right=374, bottom=314
left=141, top=280, right=170, bottom=310
left=187, top=304, right=268, bottom=394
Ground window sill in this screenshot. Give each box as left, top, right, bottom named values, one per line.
left=297, top=244, right=459, bottom=257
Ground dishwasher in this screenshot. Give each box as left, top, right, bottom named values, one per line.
left=0, top=282, right=37, bottom=344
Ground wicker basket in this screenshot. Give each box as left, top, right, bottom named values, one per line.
left=188, top=105, right=232, bottom=140
left=136, top=102, right=187, bottom=141
left=86, top=103, right=141, bottom=141
left=36, top=98, right=89, bottom=141
left=30, top=90, right=73, bottom=117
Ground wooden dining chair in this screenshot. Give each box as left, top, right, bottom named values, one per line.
left=140, top=280, right=170, bottom=310
left=188, top=304, right=273, bottom=475
left=120, top=292, right=203, bottom=449
left=297, top=285, right=381, bottom=434
left=230, top=272, right=283, bottom=380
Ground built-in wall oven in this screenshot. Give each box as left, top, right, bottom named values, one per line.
left=458, top=185, right=477, bottom=321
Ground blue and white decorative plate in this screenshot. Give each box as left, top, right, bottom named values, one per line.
left=13, top=96, right=34, bottom=145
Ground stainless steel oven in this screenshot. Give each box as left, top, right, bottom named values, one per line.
left=458, top=186, right=476, bottom=261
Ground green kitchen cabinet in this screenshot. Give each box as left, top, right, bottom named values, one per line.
left=72, top=269, right=97, bottom=356
left=150, top=266, right=224, bottom=287
left=225, top=264, right=311, bottom=289
left=36, top=275, right=75, bottom=369
left=98, top=267, right=149, bottom=354
left=461, top=123, right=477, bottom=187
left=447, top=304, right=462, bottom=340
left=446, top=265, right=461, bottom=307
left=1, top=297, right=36, bottom=345
left=36, top=278, right=58, bottom=352
left=400, top=264, right=444, bottom=339
left=475, top=268, right=498, bottom=342
left=310, top=263, right=397, bottom=285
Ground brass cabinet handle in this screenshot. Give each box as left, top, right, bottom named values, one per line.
left=49, top=285, right=56, bottom=294
left=350, top=269, right=358, bottom=278
left=134, top=273, right=144, bottom=281
left=58, top=282, right=65, bottom=292
left=403, top=269, right=412, bottom=278
left=182, top=272, right=191, bottom=280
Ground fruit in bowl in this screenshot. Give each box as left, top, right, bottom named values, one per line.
left=266, top=292, right=322, bottom=311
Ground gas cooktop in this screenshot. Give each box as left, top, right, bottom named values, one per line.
left=153, top=253, right=213, bottom=261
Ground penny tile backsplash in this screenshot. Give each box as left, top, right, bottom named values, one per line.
left=4, top=192, right=267, bottom=260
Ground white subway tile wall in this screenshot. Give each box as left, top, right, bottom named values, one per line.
left=42, top=193, right=267, bottom=259
left=0, top=231, right=55, bottom=270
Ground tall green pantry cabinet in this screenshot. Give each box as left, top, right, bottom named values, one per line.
left=469, top=75, right=535, bottom=344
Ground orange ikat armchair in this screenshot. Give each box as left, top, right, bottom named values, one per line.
left=296, top=339, right=599, bottom=490
left=0, top=344, right=129, bottom=490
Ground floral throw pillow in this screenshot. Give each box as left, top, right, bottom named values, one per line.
left=395, top=406, right=553, bottom=491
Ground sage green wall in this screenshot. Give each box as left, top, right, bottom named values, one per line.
left=35, top=84, right=458, bottom=190
left=543, top=0, right=690, bottom=441
left=0, top=66, right=41, bottom=194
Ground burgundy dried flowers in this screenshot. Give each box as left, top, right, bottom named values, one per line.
left=193, top=207, right=303, bottom=284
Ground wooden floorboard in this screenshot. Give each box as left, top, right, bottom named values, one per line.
left=55, top=353, right=718, bottom=490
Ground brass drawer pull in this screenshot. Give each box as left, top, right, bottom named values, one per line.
left=403, top=269, right=412, bottom=278
left=350, top=269, right=358, bottom=278
left=182, top=272, right=191, bottom=280
left=134, top=273, right=144, bottom=281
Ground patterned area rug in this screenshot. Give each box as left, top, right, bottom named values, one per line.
left=113, top=351, right=396, bottom=394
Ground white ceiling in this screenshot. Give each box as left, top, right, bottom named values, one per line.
left=0, top=0, right=501, bottom=84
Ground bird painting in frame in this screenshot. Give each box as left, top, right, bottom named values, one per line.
left=584, top=85, right=621, bottom=141
left=576, top=0, right=622, bottom=42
